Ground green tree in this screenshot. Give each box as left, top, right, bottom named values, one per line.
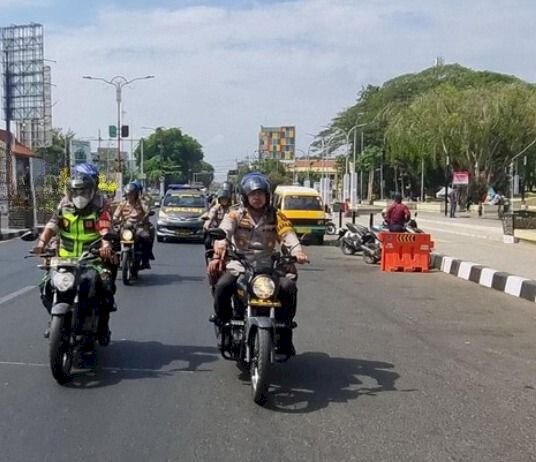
left=135, top=127, right=212, bottom=185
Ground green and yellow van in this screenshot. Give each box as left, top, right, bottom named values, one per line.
left=273, top=185, right=327, bottom=244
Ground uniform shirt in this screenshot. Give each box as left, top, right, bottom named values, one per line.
left=45, top=192, right=111, bottom=235
left=215, top=205, right=302, bottom=276
left=113, top=199, right=149, bottom=226
left=203, top=204, right=230, bottom=230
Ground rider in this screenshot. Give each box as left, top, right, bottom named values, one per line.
left=203, top=188, right=233, bottom=250
left=207, top=172, right=308, bottom=353
left=113, top=182, right=153, bottom=269
left=32, top=172, right=116, bottom=344
left=385, top=193, right=411, bottom=232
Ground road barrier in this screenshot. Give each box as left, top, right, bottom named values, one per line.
left=379, top=232, right=434, bottom=272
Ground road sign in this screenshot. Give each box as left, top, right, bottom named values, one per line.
left=452, top=171, right=470, bottom=185
left=109, top=125, right=117, bottom=138
left=138, top=173, right=147, bottom=180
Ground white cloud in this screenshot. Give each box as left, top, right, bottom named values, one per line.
left=44, top=0, right=536, bottom=177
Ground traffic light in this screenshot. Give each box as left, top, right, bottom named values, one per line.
left=109, top=125, right=117, bottom=138
left=121, top=125, right=129, bottom=138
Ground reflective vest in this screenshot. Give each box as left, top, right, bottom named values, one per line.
left=58, top=209, right=100, bottom=258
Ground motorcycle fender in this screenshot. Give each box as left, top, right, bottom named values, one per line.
left=247, top=316, right=273, bottom=331
left=51, top=302, right=71, bottom=316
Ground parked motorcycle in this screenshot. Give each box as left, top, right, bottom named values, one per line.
left=338, top=223, right=369, bottom=255
left=207, top=228, right=308, bottom=405
left=22, top=231, right=117, bottom=385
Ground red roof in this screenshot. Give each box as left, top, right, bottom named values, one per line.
left=0, top=129, right=37, bottom=158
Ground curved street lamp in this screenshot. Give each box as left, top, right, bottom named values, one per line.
left=83, top=74, right=154, bottom=197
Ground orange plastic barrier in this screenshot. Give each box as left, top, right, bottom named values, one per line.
left=379, top=232, right=434, bottom=272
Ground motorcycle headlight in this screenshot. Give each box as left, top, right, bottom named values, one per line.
left=121, top=229, right=134, bottom=241
left=251, top=275, right=276, bottom=300
left=52, top=271, right=76, bottom=292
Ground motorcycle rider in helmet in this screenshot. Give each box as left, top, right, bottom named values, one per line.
left=202, top=188, right=233, bottom=250
left=207, top=172, right=308, bottom=355
left=33, top=172, right=117, bottom=344
left=113, top=182, right=154, bottom=270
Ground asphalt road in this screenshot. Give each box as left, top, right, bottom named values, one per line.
left=1, top=236, right=536, bottom=461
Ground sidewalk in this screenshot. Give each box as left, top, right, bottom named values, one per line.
left=335, top=211, right=536, bottom=281
left=0, top=228, right=29, bottom=242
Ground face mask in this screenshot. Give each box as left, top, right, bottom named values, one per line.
left=73, top=195, right=90, bottom=210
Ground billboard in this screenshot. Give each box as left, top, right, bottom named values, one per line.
left=70, top=140, right=91, bottom=167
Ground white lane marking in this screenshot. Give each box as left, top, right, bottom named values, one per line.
left=479, top=268, right=497, bottom=288
left=0, top=285, right=36, bottom=305
left=421, top=225, right=502, bottom=241
left=458, top=262, right=476, bottom=280
left=504, top=276, right=529, bottom=297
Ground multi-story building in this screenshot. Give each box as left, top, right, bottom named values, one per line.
left=258, top=126, right=295, bottom=162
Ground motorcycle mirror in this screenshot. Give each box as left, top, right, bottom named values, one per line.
left=20, top=230, right=39, bottom=241
left=208, top=228, right=226, bottom=240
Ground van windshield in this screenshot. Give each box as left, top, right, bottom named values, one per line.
left=163, top=195, right=206, bottom=207
left=284, top=195, right=323, bottom=211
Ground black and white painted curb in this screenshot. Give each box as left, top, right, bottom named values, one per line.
left=431, top=253, right=536, bottom=303
left=0, top=229, right=28, bottom=242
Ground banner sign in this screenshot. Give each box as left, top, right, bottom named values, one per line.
left=452, top=171, right=470, bottom=185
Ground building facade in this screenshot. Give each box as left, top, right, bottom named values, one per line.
left=258, top=126, right=295, bottom=162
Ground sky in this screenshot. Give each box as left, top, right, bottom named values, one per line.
left=1, top=0, right=535, bottom=178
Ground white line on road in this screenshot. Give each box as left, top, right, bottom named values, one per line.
left=0, top=286, right=36, bottom=306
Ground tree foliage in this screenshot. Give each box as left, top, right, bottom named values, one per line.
left=325, top=63, right=536, bottom=199
left=135, top=127, right=212, bottom=186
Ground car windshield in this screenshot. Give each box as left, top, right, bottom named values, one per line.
left=284, top=195, right=323, bottom=211
left=163, top=195, right=206, bottom=207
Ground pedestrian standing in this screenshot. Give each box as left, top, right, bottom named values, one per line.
left=449, top=187, right=457, bottom=218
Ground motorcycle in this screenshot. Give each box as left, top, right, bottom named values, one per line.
left=22, top=231, right=117, bottom=385
left=207, top=228, right=308, bottom=405
left=118, top=211, right=155, bottom=285
left=337, top=223, right=369, bottom=255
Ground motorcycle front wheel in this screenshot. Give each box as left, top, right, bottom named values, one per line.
left=49, top=316, right=72, bottom=385
left=121, top=252, right=132, bottom=285
left=250, top=328, right=271, bottom=405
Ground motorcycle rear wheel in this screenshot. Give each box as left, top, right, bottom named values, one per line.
left=49, top=316, right=72, bottom=385
left=250, top=329, right=271, bottom=405
left=341, top=241, right=356, bottom=255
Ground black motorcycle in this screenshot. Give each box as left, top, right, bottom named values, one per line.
left=208, top=228, right=307, bottom=404
left=338, top=223, right=370, bottom=256
left=119, top=222, right=142, bottom=285
left=23, top=232, right=116, bottom=384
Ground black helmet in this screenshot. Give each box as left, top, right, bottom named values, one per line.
left=222, top=181, right=234, bottom=193
left=67, top=173, right=96, bottom=210
left=240, top=172, right=271, bottom=205
left=124, top=182, right=140, bottom=198
left=217, top=188, right=232, bottom=202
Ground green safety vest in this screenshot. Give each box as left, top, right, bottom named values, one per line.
left=58, top=209, right=101, bottom=258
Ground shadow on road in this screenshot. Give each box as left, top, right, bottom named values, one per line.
left=68, top=341, right=219, bottom=389
left=126, top=273, right=206, bottom=287
left=249, top=352, right=404, bottom=414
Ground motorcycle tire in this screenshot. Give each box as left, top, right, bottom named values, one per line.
left=326, top=222, right=336, bottom=235
left=341, top=241, right=356, bottom=256
left=363, top=246, right=380, bottom=264
left=121, top=253, right=132, bottom=285
left=251, top=328, right=271, bottom=405
left=49, top=316, right=72, bottom=385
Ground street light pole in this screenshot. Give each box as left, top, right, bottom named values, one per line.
left=83, top=74, right=154, bottom=197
